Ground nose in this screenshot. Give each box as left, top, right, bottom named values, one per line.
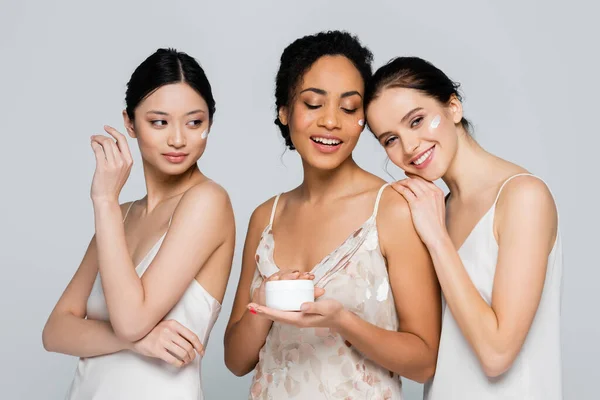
left=317, top=104, right=341, bottom=131
left=167, top=125, right=186, bottom=148
left=398, top=132, right=422, bottom=160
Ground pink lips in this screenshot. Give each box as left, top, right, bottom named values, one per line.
left=410, top=145, right=435, bottom=170
left=310, top=135, right=343, bottom=154
left=163, top=152, right=188, bottom=164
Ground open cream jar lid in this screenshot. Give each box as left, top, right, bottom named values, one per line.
left=265, top=279, right=315, bottom=311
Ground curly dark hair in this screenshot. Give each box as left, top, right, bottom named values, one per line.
left=274, top=31, right=374, bottom=150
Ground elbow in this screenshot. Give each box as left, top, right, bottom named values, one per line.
left=224, top=350, right=254, bottom=377
left=398, top=346, right=438, bottom=384
left=226, top=362, right=251, bottom=377
left=413, top=363, right=436, bottom=384
left=223, top=340, right=255, bottom=377
left=42, top=318, right=60, bottom=353
left=41, top=324, right=55, bottom=352
left=480, top=350, right=515, bottom=378
left=410, top=356, right=437, bottom=384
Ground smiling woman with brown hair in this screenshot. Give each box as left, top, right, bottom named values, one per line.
left=366, top=56, right=562, bottom=400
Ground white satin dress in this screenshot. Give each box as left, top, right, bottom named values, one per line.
left=66, top=203, right=222, bottom=399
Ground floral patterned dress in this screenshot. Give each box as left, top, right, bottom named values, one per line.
left=249, top=184, right=404, bottom=400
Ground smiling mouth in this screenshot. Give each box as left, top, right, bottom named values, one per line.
left=310, top=137, right=342, bottom=146
left=411, top=146, right=434, bottom=165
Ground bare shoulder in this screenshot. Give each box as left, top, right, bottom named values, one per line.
left=376, top=186, right=422, bottom=255
left=248, top=195, right=279, bottom=233
left=377, top=185, right=413, bottom=227
left=175, top=180, right=234, bottom=222
left=495, top=175, right=558, bottom=246
left=497, top=175, right=557, bottom=218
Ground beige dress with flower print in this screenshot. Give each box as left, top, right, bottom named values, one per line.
left=249, top=184, right=403, bottom=400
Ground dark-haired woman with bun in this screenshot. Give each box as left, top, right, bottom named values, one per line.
left=365, top=57, right=562, bottom=399
left=42, top=48, right=235, bottom=399
left=224, top=31, right=441, bottom=400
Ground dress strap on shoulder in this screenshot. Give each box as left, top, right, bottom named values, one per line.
left=269, top=194, right=282, bottom=226
left=123, top=201, right=135, bottom=222
left=493, top=173, right=534, bottom=205
left=372, top=183, right=390, bottom=218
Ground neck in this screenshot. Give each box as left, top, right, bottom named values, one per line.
left=442, top=133, right=500, bottom=200
left=299, top=156, right=362, bottom=203
left=141, top=161, right=205, bottom=212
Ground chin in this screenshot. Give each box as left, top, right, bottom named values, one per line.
left=153, top=160, right=198, bottom=176
left=305, top=154, right=350, bottom=171
left=405, top=165, right=444, bottom=182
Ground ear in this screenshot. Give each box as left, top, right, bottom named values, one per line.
left=448, top=95, right=463, bottom=125
left=122, top=110, right=136, bottom=139
left=278, top=106, right=289, bottom=126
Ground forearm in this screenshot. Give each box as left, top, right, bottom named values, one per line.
left=93, top=200, right=146, bottom=335
left=224, top=310, right=273, bottom=376
left=43, top=313, right=131, bottom=358
left=427, top=236, right=503, bottom=363
left=335, top=310, right=437, bottom=383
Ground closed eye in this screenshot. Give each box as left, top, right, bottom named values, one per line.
left=341, top=107, right=358, bottom=114
left=304, top=102, right=321, bottom=110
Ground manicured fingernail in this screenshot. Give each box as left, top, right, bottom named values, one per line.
left=249, top=307, right=257, bottom=315
left=300, top=304, right=309, bottom=311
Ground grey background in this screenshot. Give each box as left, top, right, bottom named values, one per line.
left=1, top=0, right=598, bottom=398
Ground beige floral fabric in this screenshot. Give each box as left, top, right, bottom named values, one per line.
left=249, top=184, right=403, bottom=399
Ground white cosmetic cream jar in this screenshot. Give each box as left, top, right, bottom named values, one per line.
left=265, top=279, right=315, bottom=311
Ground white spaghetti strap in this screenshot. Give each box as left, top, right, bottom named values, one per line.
left=269, top=194, right=282, bottom=226
left=122, top=201, right=135, bottom=222
left=372, top=183, right=390, bottom=217
left=493, top=173, right=534, bottom=204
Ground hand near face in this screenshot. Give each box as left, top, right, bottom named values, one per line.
left=90, top=125, right=133, bottom=203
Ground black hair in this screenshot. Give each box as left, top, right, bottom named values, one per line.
left=274, top=31, right=374, bottom=150
left=365, top=56, right=472, bottom=133
left=125, top=48, right=216, bottom=123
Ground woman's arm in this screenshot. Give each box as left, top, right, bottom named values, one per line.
left=42, top=205, right=133, bottom=358
left=332, top=190, right=442, bottom=383
left=247, top=189, right=442, bottom=383
left=223, top=200, right=276, bottom=376
left=93, top=181, right=235, bottom=342
left=425, top=176, right=557, bottom=377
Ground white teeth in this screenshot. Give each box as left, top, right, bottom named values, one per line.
left=312, top=137, right=341, bottom=145
left=413, top=148, right=433, bottom=165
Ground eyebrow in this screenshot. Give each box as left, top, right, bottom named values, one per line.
left=375, top=107, right=424, bottom=142
left=146, top=109, right=206, bottom=116
left=299, top=88, right=363, bottom=98
left=401, top=107, right=424, bottom=123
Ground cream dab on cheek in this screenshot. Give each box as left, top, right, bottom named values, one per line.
left=200, top=130, right=208, bottom=139
left=358, top=119, right=365, bottom=127
left=430, top=115, right=441, bottom=130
